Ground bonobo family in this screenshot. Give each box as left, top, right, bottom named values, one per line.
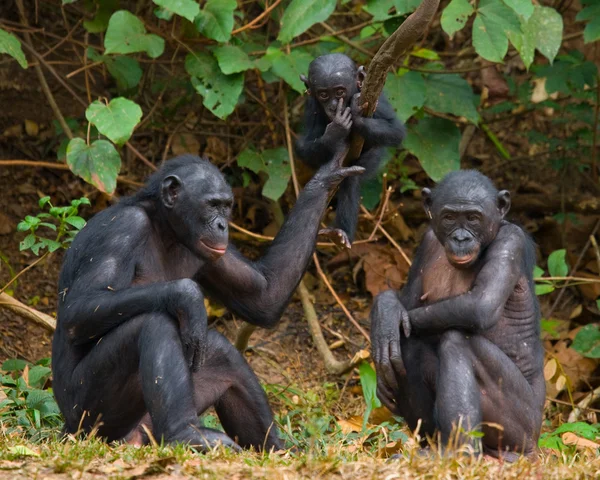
left=51, top=52, right=543, bottom=460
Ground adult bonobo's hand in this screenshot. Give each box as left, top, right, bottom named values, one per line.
left=323, top=100, right=353, bottom=144
left=370, top=290, right=410, bottom=413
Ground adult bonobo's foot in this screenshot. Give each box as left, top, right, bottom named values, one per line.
left=318, top=227, right=351, bottom=249
left=168, top=425, right=241, bottom=452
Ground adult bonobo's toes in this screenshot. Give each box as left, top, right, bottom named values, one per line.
left=318, top=227, right=351, bottom=249
left=169, top=426, right=241, bottom=453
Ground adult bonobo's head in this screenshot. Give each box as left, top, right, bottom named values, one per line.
left=137, top=155, right=233, bottom=261
left=422, top=170, right=511, bottom=269
left=300, top=53, right=365, bottom=120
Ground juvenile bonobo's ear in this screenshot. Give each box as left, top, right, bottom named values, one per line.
left=422, top=187, right=433, bottom=219
left=497, top=190, right=511, bottom=218
left=356, top=66, right=366, bottom=91
left=160, top=175, right=182, bottom=209
left=300, top=74, right=310, bottom=94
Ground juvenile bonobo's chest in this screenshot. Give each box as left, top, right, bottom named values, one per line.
left=421, top=241, right=478, bottom=303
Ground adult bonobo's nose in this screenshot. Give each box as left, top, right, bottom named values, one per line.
left=452, top=229, right=471, bottom=244
left=217, top=220, right=226, bottom=232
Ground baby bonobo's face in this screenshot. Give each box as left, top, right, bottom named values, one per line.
left=310, top=69, right=354, bottom=120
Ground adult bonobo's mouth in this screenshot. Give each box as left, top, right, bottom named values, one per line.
left=198, top=240, right=227, bottom=259
left=447, top=250, right=479, bottom=268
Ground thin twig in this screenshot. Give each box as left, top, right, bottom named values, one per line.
left=590, top=235, right=600, bottom=276
left=360, top=204, right=412, bottom=266
left=0, top=252, right=50, bottom=295
left=368, top=187, right=393, bottom=241
left=232, top=0, right=283, bottom=35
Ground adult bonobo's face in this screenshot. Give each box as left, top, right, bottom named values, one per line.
left=423, top=177, right=511, bottom=269
left=160, top=164, right=233, bottom=261
left=301, top=54, right=365, bottom=120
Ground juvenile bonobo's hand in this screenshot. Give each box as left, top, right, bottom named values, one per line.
left=350, top=93, right=367, bottom=127
left=323, top=100, right=353, bottom=144
left=370, top=290, right=410, bottom=413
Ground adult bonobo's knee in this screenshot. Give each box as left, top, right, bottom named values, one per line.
left=370, top=169, right=544, bottom=461
left=53, top=145, right=361, bottom=451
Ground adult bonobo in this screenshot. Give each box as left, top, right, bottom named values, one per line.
left=295, top=53, right=405, bottom=248
left=370, top=170, right=545, bottom=460
left=52, top=144, right=364, bottom=450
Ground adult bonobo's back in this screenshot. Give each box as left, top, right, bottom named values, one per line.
left=295, top=53, right=405, bottom=248
left=370, top=170, right=544, bottom=461
left=53, top=150, right=364, bottom=450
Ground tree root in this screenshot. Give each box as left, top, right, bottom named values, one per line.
left=0, top=293, right=56, bottom=331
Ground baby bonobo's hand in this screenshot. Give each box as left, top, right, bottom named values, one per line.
left=350, top=92, right=368, bottom=126
left=323, top=100, right=352, bottom=144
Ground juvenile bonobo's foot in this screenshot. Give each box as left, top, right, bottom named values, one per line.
left=319, top=227, right=351, bottom=249
left=167, top=425, right=241, bottom=452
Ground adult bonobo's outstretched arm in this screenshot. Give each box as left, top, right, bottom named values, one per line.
left=197, top=137, right=364, bottom=327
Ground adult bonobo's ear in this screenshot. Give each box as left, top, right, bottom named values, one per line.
left=497, top=190, right=511, bottom=218
left=300, top=74, right=310, bottom=94
left=357, top=66, right=366, bottom=91
left=422, top=187, right=433, bottom=220
left=161, top=175, right=182, bottom=209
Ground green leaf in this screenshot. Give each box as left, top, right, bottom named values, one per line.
left=85, top=98, right=143, bottom=146
left=19, top=234, right=36, bottom=252
left=264, top=47, right=313, bottom=94
left=2, top=359, right=28, bottom=372
left=7, top=446, right=39, bottom=457
left=535, top=53, right=598, bottom=94
left=394, top=0, right=421, bottom=15
left=441, top=0, right=474, bottom=38
left=547, top=249, right=568, bottom=277
left=153, top=0, right=200, bottom=22
left=571, top=325, right=600, bottom=358
left=552, top=422, right=600, bottom=440
left=195, top=0, right=236, bottom=43
left=535, top=284, right=555, bottom=295
left=278, top=0, right=337, bottom=43
left=577, top=0, right=600, bottom=44
left=0, top=28, right=28, bottom=69
left=213, top=45, right=254, bottom=74
left=88, top=49, right=143, bottom=91
left=472, top=0, right=520, bottom=63
left=424, top=74, right=480, bottom=124
left=526, top=6, right=563, bottom=64
left=358, top=362, right=381, bottom=430
left=65, top=216, right=86, bottom=230
left=38, top=196, right=51, bottom=209
left=104, top=11, right=165, bottom=58
left=504, top=0, right=534, bottom=21
left=385, top=71, right=426, bottom=123
left=66, top=138, right=121, bottom=194
left=185, top=51, right=244, bottom=120
left=363, top=0, right=395, bottom=21
left=404, top=117, right=461, bottom=182
left=261, top=148, right=291, bottom=201
left=237, top=148, right=264, bottom=173
left=83, top=0, right=118, bottom=33
left=27, top=366, right=52, bottom=389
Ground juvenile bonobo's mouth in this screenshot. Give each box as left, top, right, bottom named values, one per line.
left=198, top=240, right=227, bottom=258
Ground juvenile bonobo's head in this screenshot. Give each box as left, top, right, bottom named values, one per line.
left=140, top=155, right=233, bottom=261
left=422, top=170, right=510, bottom=269
left=300, top=53, right=365, bottom=120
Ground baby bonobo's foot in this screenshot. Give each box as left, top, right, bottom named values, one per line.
left=319, top=227, right=351, bottom=249
left=168, top=425, right=241, bottom=452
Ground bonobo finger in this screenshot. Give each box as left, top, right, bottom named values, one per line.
left=376, top=382, right=399, bottom=415
left=337, top=166, right=365, bottom=179
left=343, top=106, right=351, bottom=120
left=389, top=340, right=406, bottom=377
left=401, top=310, right=411, bottom=338
left=335, top=99, right=344, bottom=116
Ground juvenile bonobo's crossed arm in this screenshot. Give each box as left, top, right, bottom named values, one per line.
left=351, top=94, right=405, bottom=146
left=409, top=226, right=525, bottom=333
left=59, top=211, right=206, bottom=366
left=197, top=145, right=364, bottom=327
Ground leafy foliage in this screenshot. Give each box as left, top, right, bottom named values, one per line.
left=278, top=0, right=337, bottom=44
left=104, top=11, right=165, bottom=58
left=66, top=139, right=121, bottom=194
left=572, top=325, right=600, bottom=358
left=194, top=0, right=236, bottom=43
left=238, top=147, right=291, bottom=201
left=0, top=28, right=28, bottom=69
left=85, top=98, right=142, bottom=146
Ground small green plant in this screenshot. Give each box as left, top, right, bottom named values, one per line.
left=17, top=197, right=89, bottom=255
left=539, top=422, right=600, bottom=453
left=0, top=358, right=62, bottom=439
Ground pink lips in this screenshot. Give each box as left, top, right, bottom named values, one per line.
left=200, top=241, right=227, bottom=256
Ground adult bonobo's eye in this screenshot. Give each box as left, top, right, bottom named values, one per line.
left=336, top=88, right=345, bottom=98
left=467, top=213, right=481, bottom=223
left=442, top=213, right=456, bottom=222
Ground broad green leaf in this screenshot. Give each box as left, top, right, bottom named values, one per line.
left=20, top=234, right=35, bottom=251
left=237, top=148, right=264, bottom=173
left=66, top=138, right=121, bottom=193
left=262, top=148, right=291, bottom=201
left=359, top=362, right=381, bottom=430
left=278, top=0, right=337, bottom=43
left=88, top=49, right=142, bottom=91
left=404, top=117, right=461, bottom=182
left=572, top=325, right=600, bottom=358
left=385, top=71, right=426, bottom=122
left=65, top=216, right=87, bottom=230
left=213, top=45, right=254, bottom=74
left=86, top=98, right=143, bottom=146
left=186, top=51, right=244, bottom=119
left=551, top=422, right=600, bottom=440
left=535, top=284, right=554, bottom=295
left=83, top=0, right=118, bottom=33
left=547, top=249, right=568, bottom=277
left=0, top=28, right=27, bottom=69
left=411, top=48, right=440, bottom=60
left=526, top=6, right=563, bottom=64
left=441, top=0, right=474, bottom=38
left=535, top=53, right=598, bottom=94
left=27, top=365, right=52, bottom=389
left=2, top=359, right=28, bottom=372
left=577, top=0, right=600, bottom=44
left=504, top=0, right=534, bottom=21
left=394, top=0, right=420, bottom=16
left=506, top=20, right=535, bottom=69
left=472, top=0, right=520, bottom=63
left=104, top=11, right=165, bottom=58
left=195, top=0, right=236, bottom=43
left=264, top=47, right=313, bottom=94
left=154, top=8, right=174, bottom=20
left=153, top=0, right=200, bottom=22
left=424, top=74, right=480, bottom=124
left=363, top=0, right=395, bottom=21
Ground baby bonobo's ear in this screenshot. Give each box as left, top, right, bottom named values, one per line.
left=356, top=65, right=366, bottom=91
left=300, top=74, right=310, bottom=94
left=497, top=190, right=511, bottom=218
left=422, top=187, right=432, bottom=220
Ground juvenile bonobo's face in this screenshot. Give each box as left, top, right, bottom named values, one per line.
left=301, top=54, right=365, bottom=120
left=161, top=164, right=233, bottom=261
left=423, top=174, right=510, bottom=269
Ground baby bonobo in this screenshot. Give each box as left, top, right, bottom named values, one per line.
left=295, top=53, right=405, bottom=248
left=370, top=170, right=545, bottom=461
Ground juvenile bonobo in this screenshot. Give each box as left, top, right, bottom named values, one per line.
left=295, top=53, right=405, bottom=248
left=52, top=145, right=363, bottom=450
left=370, top=170, right=545, bottom=460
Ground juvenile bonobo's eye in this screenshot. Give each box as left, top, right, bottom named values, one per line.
left=336, top=88, right=345, bottom=98
left=318, top=92, right=329, bottom=100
